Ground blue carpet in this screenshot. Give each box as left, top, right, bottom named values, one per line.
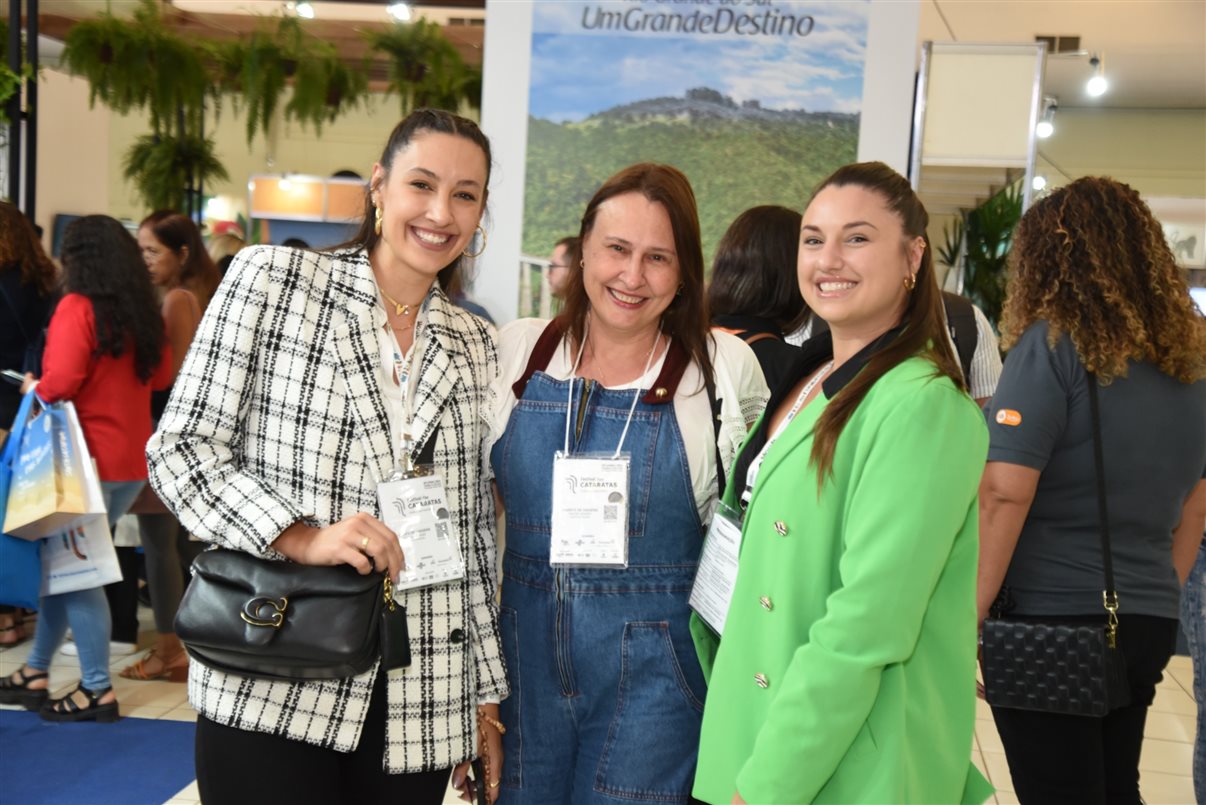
left=0, top=709, right=196, bottom=804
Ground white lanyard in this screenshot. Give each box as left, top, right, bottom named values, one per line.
left=561, top=324, right=662, bottom=459
left=742, top=360, right=833, bottom=505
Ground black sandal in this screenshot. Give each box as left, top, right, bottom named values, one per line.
left=39, top=683, right=120, bottom=723
left=0, top=667, right=50, bottom=711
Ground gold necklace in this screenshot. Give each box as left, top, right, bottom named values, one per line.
left=380, top=287, right=424, bottom=316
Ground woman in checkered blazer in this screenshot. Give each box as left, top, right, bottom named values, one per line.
left=147, top=110, right=507, bottom=804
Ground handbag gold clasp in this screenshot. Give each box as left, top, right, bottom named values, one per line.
left=383, top=576, right=397, bottom=613
left=241, top=596, right=289, bottom=628
left=1103, top=591, right=1120, bottom=649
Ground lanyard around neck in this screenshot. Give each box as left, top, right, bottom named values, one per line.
left=562, top=323, right=662, bottom=459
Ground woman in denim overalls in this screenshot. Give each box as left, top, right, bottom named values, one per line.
left=488, top=164, right=767, bottom=804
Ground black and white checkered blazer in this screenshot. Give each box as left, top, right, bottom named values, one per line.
left=147, top=245, right=508, bottom=773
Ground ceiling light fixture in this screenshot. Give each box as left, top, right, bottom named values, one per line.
left=295, top=2, right=315, bottom=19
left=1035, top=96, right=1057, bottom=139
left=388, top=3, right=413, bottom=22
left=1086, top=54, right=1108, bottom=97
left=1032, top=175, right=1048, bottom=192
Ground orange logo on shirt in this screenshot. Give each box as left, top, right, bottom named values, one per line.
left=995, top=409, right=1022, bottom=426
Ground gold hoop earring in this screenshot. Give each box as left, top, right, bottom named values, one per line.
left=463, top=225, right=487, bottom=259
left=903, top=273, right=917, bottom=291
left=373, top=205, right=383, bottom=237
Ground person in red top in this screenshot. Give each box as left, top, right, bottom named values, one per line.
left=0, top=215, right=171, bottom=723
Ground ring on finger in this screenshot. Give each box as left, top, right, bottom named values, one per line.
left=488, top=781, right=500, bottom=789
left=360, top=536, right=370, bottom=551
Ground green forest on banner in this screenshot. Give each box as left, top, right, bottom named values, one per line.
left=522, top=107, right=858, bottom=267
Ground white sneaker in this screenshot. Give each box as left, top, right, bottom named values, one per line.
left=60, top=641, right=137, bottom=658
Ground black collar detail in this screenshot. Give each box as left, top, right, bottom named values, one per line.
left=731, top=323, right=906, bottom=505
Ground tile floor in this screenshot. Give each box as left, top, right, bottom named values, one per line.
left=2, top=621, right=1199, bottom=805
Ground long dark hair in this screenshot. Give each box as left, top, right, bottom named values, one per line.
left=0, top=201, right=57, bottom=295
left=1001, top=177, right=1206, bottom=384
left=140, top=210, right=222, bottom=311
left=340, top=108, right=492, bottom=298
left=60, top=216, right=165, bottom=383
left=559, top=163, right=714, bottom=390
left=707, top=205, right=807, bottom=334
left=807, top=162, right=963, bottom=487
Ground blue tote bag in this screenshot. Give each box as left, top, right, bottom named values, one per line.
left=0, top=390, right=43, bottom=609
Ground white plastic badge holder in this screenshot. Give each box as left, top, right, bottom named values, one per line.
left=377, top=470, right=465, bottom=591
left=550, top=452, right=630, bottom=567
left=689, top=501, right=744, bottom=635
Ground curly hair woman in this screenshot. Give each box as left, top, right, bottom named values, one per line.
left=0, top=215, right=171, bottom=722
left=979, top=176, right=1206, bottom=803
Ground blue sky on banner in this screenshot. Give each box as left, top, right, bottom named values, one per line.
left=529, top=0, right=870, bottom=123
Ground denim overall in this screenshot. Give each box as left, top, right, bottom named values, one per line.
left=491, top=328, right=707, bottom=805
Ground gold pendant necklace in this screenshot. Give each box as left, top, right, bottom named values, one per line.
left=380, top=287, right=422, bottom=316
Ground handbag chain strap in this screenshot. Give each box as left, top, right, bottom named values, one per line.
left=1086, top=373, right=1120, bottom=647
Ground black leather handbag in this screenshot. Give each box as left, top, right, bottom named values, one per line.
left=175, top=549, right=411, bottom=682
left=981, top=375, right=1130, bottom=717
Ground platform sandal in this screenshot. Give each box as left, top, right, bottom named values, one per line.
left=0, top=667, right=50, bottom=710
left=40, top=683, right=120, bottom=723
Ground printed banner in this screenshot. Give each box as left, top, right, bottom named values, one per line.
left=522, top=0, right=870, bottom=266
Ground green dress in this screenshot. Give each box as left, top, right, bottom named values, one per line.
left=692, top=356, right=995, bottom=804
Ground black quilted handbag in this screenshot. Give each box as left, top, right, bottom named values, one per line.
left=175, top=549, right=410, bottom=682
left=981, top=375, right=1130, bottom=717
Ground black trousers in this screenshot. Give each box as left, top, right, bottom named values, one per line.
left=195, top=670, right=452, bottom=805
left=104, top=546, right=141, bottom=644
left=990, top=613, right=1178, bottom=804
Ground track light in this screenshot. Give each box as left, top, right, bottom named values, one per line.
left=1086, top=54, right=1108, bottom=97
left=1035, top=96, right=1057, bottom=139
left=388, top=3, right=413, bottom=21
left=292, top=1, right=315, bottom=18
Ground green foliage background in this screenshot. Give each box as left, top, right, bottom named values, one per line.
left=522, top=114, right=858, bottom=268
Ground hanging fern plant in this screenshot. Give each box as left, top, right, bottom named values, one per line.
left=123, top=132, right=229, bottom=212
left=366, top=20, right=481, bottom=115
left=285, top=44, right=367, bottom=135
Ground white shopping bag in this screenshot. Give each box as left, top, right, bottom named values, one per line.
left=4, top=399, right=107, bottom=539
left=38, top=406, right=119, bottom=595
left=41, top=515, right=122, bottom=595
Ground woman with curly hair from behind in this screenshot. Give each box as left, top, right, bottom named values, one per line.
left=978, top=176, right=1206, bottom=803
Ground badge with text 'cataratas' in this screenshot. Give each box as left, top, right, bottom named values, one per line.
left=378, top=468, right=465, bottom=590
left=550, top=453, right=630, bottom=568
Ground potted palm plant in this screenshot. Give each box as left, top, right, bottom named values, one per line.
left=939, top=182, right=1023, bottom=326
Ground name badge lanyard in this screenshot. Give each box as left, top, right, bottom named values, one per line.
left=549, top=326, right=660, bottom=567
left=559, top=323, right=662, bottom=461
left=387, top=330, right=420, bottom=481
left=740, top=360, right=833, bottom=507
left=376, top=312, right=466, bottom=589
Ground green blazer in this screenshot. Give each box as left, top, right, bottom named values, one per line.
left=692, top=355, right=993, bottom=805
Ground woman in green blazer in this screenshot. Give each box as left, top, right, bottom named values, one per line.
left=692, top=162, right=994, bottom=804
